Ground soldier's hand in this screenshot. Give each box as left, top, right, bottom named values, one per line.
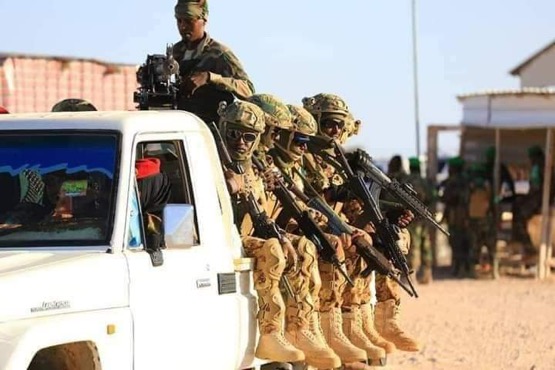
left=281, top=237, right=299, bottom=273
left=397, top=210, right=415, bottom=228
left=351, top=228, right=373, bottom=246
left=308, top=208, right=328, bottom=225
left=224, top=169, right=243, bottom=195
left=339, top=232, right=352, bottom=250
left=262, top=167, right=282, bottom=192
left=183, top=71, right=210, bottom=96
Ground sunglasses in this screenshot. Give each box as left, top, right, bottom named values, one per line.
left=322, top=119, right=345, bottom=129
left=293, top=133, right=311, bottom=144
left=226, top=128, right=258, bottom=143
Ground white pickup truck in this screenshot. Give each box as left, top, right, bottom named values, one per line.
left=0, top=110, right=294, bottom=370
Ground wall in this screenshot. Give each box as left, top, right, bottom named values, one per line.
left=519, top=46, right=555, bottom=88
left=0, top=56, right=137, bottom=113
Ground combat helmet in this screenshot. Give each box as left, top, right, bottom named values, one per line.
left=248, top=94, right=293, bottom=130
left=302, top=93, right=350, bottom=139
left=271, top=104, right=316, bottom=163
left=247, top=94, right=293, bottom=151
left=288, top=104, right=317, bottom=136
left=51, top=98, right=97, bottom=112
left=218, top=100, right=266, bottom=161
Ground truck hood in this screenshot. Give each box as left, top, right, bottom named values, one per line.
left=0, top=251, right=129, bottom=323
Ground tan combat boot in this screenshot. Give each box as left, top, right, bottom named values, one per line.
left=256, top=332, right=305, bottom=363
left=286, top=328, right=341, bottom=369
left=374, top=299, right=421, bottom=352
left=255, top=287, right=305, bottom=362
left=360, top=303, right=396, bottom=354
left=343, top=307, right=387, bottom=366
left=320, top=308, right=368, bottom=364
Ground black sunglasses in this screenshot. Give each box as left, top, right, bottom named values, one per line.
left=322, top=119, right=345, bottom=129
left=226, top=128, right=258, bottom=143
left=293, top=133, right=311, bottom=144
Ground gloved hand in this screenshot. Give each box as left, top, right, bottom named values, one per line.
left=224, top=169, right=244, bottom=195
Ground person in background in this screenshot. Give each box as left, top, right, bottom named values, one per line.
left=51, top=98, right=97, bottom=112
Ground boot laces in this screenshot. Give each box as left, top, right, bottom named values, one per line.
left=272, top=331, right=293, bottom=347
left=301, top=328, right=319, bottom=344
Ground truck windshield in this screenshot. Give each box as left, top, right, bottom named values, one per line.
left=0, top=132, right=120, bottom=247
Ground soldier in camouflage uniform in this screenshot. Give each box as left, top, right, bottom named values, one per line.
left=218, top=100, right=304, bottom=363
left=51, top=98, right=97, bottom=112
left=406, top=157, right=434, bottom=284
left=441, top=157, right=471, bottom=277
left=257, top=99, right=384, bottom=365
left=247, top=94, right=295, bottom=155
left=466, top=163, right=496, bottom=276
left=246, top=95, right=343, bottom=369
left=303, top=93, right=421, bottom=353
left=172, top=0, right=254, bottom=121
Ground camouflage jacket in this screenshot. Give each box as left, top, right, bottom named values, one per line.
left=173, top=33, right=255, bottom=99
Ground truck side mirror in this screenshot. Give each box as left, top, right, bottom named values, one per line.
left=163, top=204, right=196, bottom=248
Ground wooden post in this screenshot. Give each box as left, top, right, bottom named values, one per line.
left=538, top=128, right=553, bottom=279
left=427, top=126, right=439, bottom=267
left=493, top=129, right=501, bottom=279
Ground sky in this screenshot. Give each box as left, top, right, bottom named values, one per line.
left=1, top=0, right=554, bottom=159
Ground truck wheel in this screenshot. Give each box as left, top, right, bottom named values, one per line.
left=260, top=362, right=294, bottom=370
left=27, top=341, right=101, bottom=370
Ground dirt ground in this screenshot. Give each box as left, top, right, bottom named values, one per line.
left=384, top=269, right=555, bottom=370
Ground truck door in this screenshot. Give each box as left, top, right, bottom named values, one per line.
left=125, top=133, right=241, bottom=370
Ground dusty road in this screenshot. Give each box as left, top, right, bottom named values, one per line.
left=384, top=271, right=555, bottom=370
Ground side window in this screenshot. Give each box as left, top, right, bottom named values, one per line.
left=135, top=140, right=199, bottom=246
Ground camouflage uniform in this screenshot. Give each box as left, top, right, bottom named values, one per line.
left=304, top=93, right=421, bottom=353
left=173, top=1, right=254, bottom=122
left=262, top=101, right=383, bottom=364
left=303, top=94, right=406, bottom=359
left=441, top=157, right=471, bottom=277
left=405, top=157, right=434, bottom=283
left=466, top=163, right=496, bottom=274
left=218, top=100, right=304, bottom=364
left=247, top=95, right=342, bottom=369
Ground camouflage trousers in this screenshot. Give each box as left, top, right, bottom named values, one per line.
left=242, top=236, right=286, bottom=334
left=285, top=234, right=318, bottom=331
left=376, top=228, right=411, bottom=304
left=407, top=223, right=433, bottom=272
left=316, top=233, right=355, bottom=313
left=468, top=218, right=496, bottom=265
left=342, top=232, right=374, bottom=310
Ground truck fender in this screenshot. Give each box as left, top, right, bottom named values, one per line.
left=0, top=308, right=133, bottom=370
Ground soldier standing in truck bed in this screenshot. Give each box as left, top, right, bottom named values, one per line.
left=172, top=0, right=254, bottom=122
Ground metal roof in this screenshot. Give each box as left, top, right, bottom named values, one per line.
left=509, top=40, right=555, bottom=76
left=457, top=87, right=555, bottom=101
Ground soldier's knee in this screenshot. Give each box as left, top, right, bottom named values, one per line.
left=263, top=237, right=286, bottom=272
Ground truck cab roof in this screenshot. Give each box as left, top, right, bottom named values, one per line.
left=0, top=110, right=209, bottom=134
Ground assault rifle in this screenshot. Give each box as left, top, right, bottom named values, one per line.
left=207, top=122, right=296, bottom=299
left=251, top=156, right=354, bottom=287
left=309, top=136, right=418, bottom=298
left=348, top=149, right=449, bottom=236
left=284, top=167, right=415, bottom=296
